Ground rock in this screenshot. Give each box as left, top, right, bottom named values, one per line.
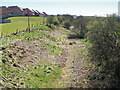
left=63, top=58, right=67, bottom=62
left=69, top=42, right=73, bottom=45
left=13, top=63, right=19, bottom=67
left=69, top=41, right=77, bottom=45
left=73, top=41, right=77, bottom=45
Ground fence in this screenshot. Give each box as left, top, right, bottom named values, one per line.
left=0, top=23, right=44, bottom=39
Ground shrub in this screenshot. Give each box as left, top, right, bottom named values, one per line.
left=72, top=16, right=90, bottom=38
left=46, top=15, right=54, bottom=27
left=63, top=21, right=71, bottom=29
left=53, top=17, right=59, bottom=26
left=87, top=15, right=120, bottom=88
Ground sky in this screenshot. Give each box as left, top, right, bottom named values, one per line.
left=1, top=0, right=120, bottom=16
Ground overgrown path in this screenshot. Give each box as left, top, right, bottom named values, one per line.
left=45, top=29, right=92, bottom=88
left=1, top=26, right=93, bottom=88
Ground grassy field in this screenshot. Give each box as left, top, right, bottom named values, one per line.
left=0, top=16, right=45, bottom=35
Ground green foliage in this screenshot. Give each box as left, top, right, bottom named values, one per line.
left=53, top=17, right=59, bottom=26
left=46, top=15, right=54, bottom=27
left=40, top=40, right=64, bottom=56
left=40, top=25, right=51, bottom=31
left=87, top=15, right=120, bottom=88
left=57, top=15, right=65, bottom=24
left=63, top=21, right=71, bottom=29
left=48, top=44, right=64, bottom=56
left=2, top=61, right=62, bottom=88
left=72, top=16, right=90, bottom=38
left=46, top=16, right=59, bottom=28
left=57, top=14, right=74, bottom=29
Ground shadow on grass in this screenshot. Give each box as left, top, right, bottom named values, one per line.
left=67, top=34, right=84, bottom=39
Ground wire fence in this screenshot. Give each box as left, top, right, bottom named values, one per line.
left=0, top=23, right=44, bottom=39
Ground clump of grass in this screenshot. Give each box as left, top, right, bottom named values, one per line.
left=40, top=40, right=64, bottom=56
left=2, top=61, right=62, bottom=88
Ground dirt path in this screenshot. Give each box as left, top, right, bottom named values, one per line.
left=50, top=29, right=93, bottom=88
left=69, top=45, right=92, bottom=88
left=49, top=29, right=92, bottom=88
left=56, top=45, right=75, bottom=88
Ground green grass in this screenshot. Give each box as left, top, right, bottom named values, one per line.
left=1, top=46, right=62, bottom=88
left=0, top=27, right=63, bottom=58
left=0, top=16, right=46, bottom=35
left=2, top=61, right=62, bottom=88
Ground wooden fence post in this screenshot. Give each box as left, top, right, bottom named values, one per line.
left=1, top=32, right=3, bottom=38
left=16, top=28, right=18, bottom=34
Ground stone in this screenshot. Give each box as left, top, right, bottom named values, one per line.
left=69, top=42, right=73, bottom=45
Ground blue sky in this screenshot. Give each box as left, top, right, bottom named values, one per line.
left=1, top=0, right=119, bottom=16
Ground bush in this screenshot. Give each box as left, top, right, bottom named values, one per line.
left=53, top=17, right=59, bottom=26
left=57, top=14, right=74, bottom=27
left=46, top=15, right=54, bottom=27
left=72, top=16, right=90, bottom=38
left=87, top=15, right=120, bottom=88
left=63, top=21, right=71, bottom=29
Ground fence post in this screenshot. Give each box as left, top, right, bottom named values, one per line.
left=1, top=32, right=3, bottom=38
left=16, top=28, right=18, bottom=34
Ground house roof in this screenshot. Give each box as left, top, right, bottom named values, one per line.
left=8, top=6, right=23, bottom=11
left=8, top=6, right=18, bottom=8
left=23, top=8, right=32, bottom=11
left=0, top=6, right=7, bottom=8
left=36, top=10, right=41, bottom=14
left=43, top=12, right=47, bottom=15
left=19, top=7, right=23, bottom=11
left=32, top=9, right=37, bottom=12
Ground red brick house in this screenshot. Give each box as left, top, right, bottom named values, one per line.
left=0, top=5, right=48, bottom=17
left=22, top=8, right=33, bottom=16
left=0, top=6, right=7, bottom=16
left=32, top=9, right=39, bottom=16
left=6, top=6, right=23, bottom=16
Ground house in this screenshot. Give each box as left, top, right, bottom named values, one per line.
left=43, top=12, right=48, bottom=16
left=0, top=6, right=7, bottom=16
left=39, top=12, right=48, bottom=17
left=36, top=10, right=41, bottom=16
left=22, top=8, right=33, bottom=16
left=6, top=6, right=23, bottom=16
left=0, top=5, right=48, bottom=17
left=32, top=9, right=39, bottom=16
